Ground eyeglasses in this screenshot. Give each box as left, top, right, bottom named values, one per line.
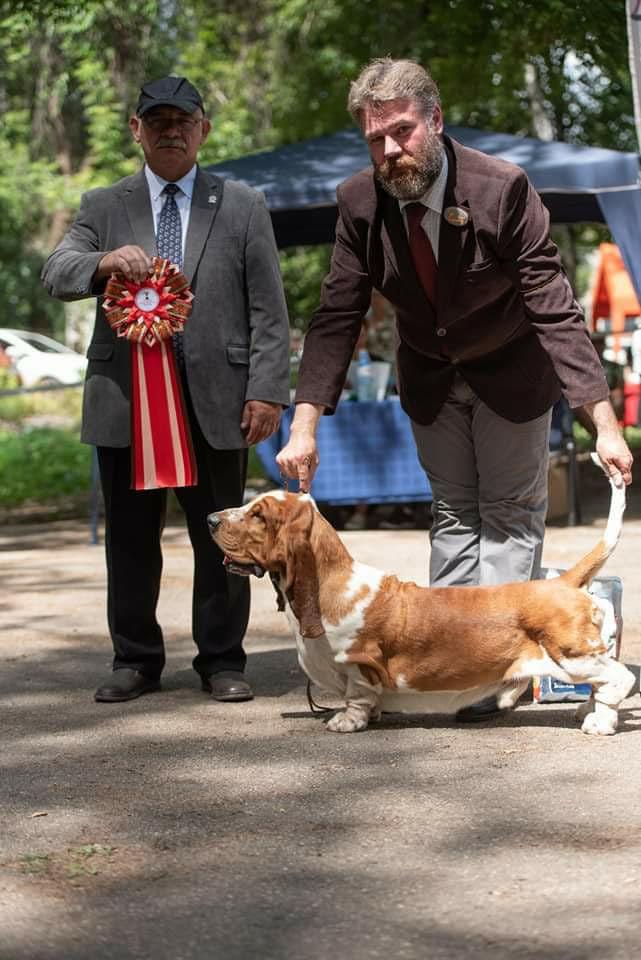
left=142, top=116, right=203, bottom=133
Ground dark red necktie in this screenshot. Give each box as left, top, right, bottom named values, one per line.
left=405, top=202, right=437, bottom=306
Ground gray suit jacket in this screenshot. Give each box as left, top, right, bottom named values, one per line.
left=42, top=167, right=290, bottom=449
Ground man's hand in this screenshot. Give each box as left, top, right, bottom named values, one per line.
left=580, top=398, right=633, bottom=487
left=276, top=402, right=323, bottom=493
left=240, top=400, right=282, bottom=446
left=96, top=245, right=153, bottom=283
left=595, top=432, right=633, bottom=487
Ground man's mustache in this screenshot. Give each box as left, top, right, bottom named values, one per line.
left=377, top=155, right=420, bottom=179
left=157, top=137, right=186, bottom=150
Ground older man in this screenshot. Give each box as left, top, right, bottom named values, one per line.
left=277, top=58, right=631, bottom=721
left=43, top=76, right=290, bottom=704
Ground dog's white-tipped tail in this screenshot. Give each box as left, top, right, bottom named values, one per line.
left=560, top=453, right=626, bottom=589
left=590, top=452, right=627, bottom=553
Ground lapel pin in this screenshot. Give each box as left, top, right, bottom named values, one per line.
left=444, top=206, right=469, bottom=227
left=208, top=194, right=217, bottom=204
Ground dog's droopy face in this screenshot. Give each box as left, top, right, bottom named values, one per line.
left=207, top=490, right=315, bottom=578
left=208, top=491, right=326, bottom=638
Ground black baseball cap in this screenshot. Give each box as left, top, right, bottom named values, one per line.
left=136, top=76, right=204, bottom=117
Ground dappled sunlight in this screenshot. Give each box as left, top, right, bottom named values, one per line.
left=3, top=515, right=641, bottom=958
left=3, top=706, right=641, bottom=960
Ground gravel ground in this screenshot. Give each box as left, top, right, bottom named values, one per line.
left=2, top=465, right=641, bottom=960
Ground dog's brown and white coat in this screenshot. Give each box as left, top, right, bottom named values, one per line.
left=208, top=465, right=634, bottom=735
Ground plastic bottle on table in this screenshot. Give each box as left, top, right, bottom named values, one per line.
left=356, top=348, right=376, bottom=402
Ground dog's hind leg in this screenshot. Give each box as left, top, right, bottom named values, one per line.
left=563, top=655, right=636, bottom=736
left=497, top=680, right=530, bottom=710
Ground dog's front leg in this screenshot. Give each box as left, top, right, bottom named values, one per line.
left=326, top=664, right=381, bottom=733
left=575, top=695, right=595, bottom=726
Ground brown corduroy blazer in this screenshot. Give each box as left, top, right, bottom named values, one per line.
left=296, top=135, right=608, bottom=424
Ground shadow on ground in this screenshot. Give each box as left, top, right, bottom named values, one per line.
left=2, top=631, right=641, bottom=960
left=2, top=454, right=641, bottom=958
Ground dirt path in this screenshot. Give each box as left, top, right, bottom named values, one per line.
left=2, top=468, right=641, bottom=960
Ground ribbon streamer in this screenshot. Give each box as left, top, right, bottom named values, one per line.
left=103, top=257, right=197, bottom=490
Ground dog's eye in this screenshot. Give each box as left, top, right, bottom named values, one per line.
left=249, top=509, right=266, bottom=524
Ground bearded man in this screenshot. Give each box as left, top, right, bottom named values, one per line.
left=276, top=57, right=632, bottom=722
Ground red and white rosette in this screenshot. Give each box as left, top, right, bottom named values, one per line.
left=102, top=256, right=197, bottom=491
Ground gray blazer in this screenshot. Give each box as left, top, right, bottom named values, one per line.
left=42, top=167, right=291, bottom=449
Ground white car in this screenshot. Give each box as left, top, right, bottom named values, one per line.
left=0, top=328, right=87, bottom=388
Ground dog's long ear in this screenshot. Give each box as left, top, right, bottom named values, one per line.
left=280, top=499, right=324, bottom=639
left=287, top=538, right=324, bottom=638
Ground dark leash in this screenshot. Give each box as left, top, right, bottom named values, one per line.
left=306, top=679, right=335, bottom=715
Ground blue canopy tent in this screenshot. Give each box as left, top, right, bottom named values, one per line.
left=209, top=125, right=641, bottom=299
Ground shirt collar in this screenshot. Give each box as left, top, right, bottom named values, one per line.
left=144, top=164, right=198, bottom=202
left=399, top=149, right=448, bottom=216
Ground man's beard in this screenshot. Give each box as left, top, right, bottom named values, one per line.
left=374, top=131, right=444, bottom=201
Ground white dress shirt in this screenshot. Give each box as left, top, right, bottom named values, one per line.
left=399, top=152, right=449, bottom=263
left=144, top=164, right=197, bottom=262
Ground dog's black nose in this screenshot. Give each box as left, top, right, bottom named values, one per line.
left=207, top=513, right=221, bottom=532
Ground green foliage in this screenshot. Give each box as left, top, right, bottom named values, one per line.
left=0, top=368, right=20, bottom=391
left=247, top=444, right=267, bottom=483
left=624, top=426, right=641, bottom=450
left=0, top=385, right=82, bottom=426
left=0, top=425, right=266, bottom=510
left=574, top=422, right=641, bottom=452
left=0, top=0, right=181, bottom=337
left=279, top=246, right=332, bottom=328
left=0, top=0, right=634, bottom=514
left=0, top=428, right=91, bottom=506
left=0, top=0, right=636, bottom=341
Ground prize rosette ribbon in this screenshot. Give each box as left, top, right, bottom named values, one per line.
left=102, top=256, right=197, bottom=490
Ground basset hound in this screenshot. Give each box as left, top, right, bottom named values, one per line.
left=207, top=462, right=635, bottom=735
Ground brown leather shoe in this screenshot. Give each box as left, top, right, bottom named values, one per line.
left=95, top=669, right=160, bottom=703
left=202, top=671, right=253, bottom=702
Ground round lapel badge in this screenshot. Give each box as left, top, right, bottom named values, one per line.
left=444, top=206, right=469, bottom=227
left=134, top=286, right=161, bottom=312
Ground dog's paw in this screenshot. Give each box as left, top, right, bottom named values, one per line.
left=326, top=706, right=369, bottom=733
left=581, top=711, right=617, bottom=736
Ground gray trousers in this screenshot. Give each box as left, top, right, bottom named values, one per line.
left=411, top=375, right=551, bottom=587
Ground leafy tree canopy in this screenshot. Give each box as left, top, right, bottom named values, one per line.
left=0, top=0, right=635, bottom=335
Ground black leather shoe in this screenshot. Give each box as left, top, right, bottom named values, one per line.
left=94, top=669, right=160, bottom=703
left=455, top=695, right=505, bottom=723
left=202, top=671, right=253, bottom=702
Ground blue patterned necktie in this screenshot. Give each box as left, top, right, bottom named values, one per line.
left=156, top=183, right=185, bottom=369
left=156, top=183, right=183, bottom=266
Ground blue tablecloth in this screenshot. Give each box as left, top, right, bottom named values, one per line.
left=257, top=397, right=432, bottom=505
left=257, top=397, right=571, bottom=507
